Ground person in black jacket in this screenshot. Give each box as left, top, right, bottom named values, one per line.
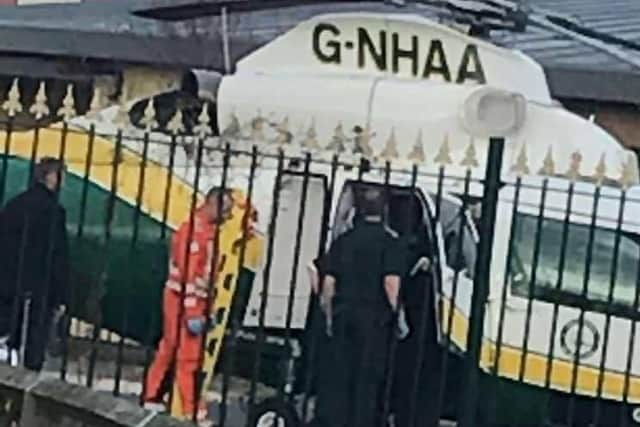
left=313, top=187, right=407, bottom=427
left=0, top=157, right=69, bottom=371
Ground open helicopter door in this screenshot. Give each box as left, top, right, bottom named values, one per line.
left=434, top=195, right=480, bottom=352
left=331, top=180, right=444, bottom=343
left=243, top=172, right=328, bottom=330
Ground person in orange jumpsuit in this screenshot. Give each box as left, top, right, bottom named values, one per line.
left=144, top=187, right=233, bottom=421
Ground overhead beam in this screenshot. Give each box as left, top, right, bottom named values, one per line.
left=131, top=0, right=377, bottom=20
left=544, top=66, right=640, bottom=105
left=0, top=25, right=262, bottom=71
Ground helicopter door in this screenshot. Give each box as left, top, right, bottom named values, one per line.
left=243, top=172, right=328, bottom=330
left=435, top=196, right=479, bottom=348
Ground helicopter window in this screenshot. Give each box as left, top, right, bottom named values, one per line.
left=510, top=214, right=640, bottom=309
left=438, top=198, right=478, bottom=277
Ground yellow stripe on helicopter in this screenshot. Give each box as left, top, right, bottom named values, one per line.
left=441, top=299, right=640, bottom=403
left=0, top=124, right=195, bottom=228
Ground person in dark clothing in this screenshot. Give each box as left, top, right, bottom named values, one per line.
left=393, top=227, right=441, bottom=427
left=298, top=255, right=331, bottom=397
left=0, top=157, right=69, bottom=371
left=313, top=186, right=407, bottom=427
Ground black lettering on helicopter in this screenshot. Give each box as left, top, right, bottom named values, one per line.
left=313, top=22, right=341, bottom=63
left=357, top=27, right=386, bottom=71
left=312, top=22, right=487, bottom=85
left=392, top=33, right=419, bottom=76
left=423, top=39, right=451, bottom=82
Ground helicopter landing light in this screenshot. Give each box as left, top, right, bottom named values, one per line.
left=460, top=86, right=526, bottom=138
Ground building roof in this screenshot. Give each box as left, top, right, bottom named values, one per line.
left=0, top=0, right=639, bottom=103
left=490, top=0, right=640, bottom=102
left=503, top=0, right=640, bottom=70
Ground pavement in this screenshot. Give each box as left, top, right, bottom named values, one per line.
left=42, top=347, right=277, bottom=427
left=40, top=338, right=460, bottom=427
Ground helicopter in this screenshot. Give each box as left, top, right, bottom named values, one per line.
left=2, top=1, right=640, bottom=425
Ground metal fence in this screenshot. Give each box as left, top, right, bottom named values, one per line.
left=0, top=92, right=639, bottom=427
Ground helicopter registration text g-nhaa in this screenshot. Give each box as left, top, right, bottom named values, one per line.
left=76, top=10, right=640, bottom=419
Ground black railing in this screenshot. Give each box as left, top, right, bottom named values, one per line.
left=0, top=119, right=640, bottom=427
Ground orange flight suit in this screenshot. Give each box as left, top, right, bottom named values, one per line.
left=144, top=208, right=218, bottom=419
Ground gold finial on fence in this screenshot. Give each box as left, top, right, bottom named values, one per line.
left=193, top=102, right=212, bottom=138
left=512, top=144, right=530, bottom=176
left=274, top=116, right=292, bottom=145
left=86, top=87, right=102, bottom=119
left=250, top=113, right=266, bottom=142
left=620, top=154, right=636, bottom=190
left=566, top=151, right=582, bottom=181
left=434, top=134, right=452, bottom=166
left=182, top=139, right=196, bottom=161
left=57, top=84, right=76, bottom=121
left=166, top=108, right=184, bottom=135
left=380, top=128, right=399, bottom=161
left=302, top=119, right=320, bottom=151
left=114, top=98, right=131, bottom=128
left=539, top=146, right=555, bottom=176
left=2, top=78, right=22, bottom=117
left=461, top=138, right=479, bottom=169
left=140, top=99, right=158, bottom=131
left=593, top=154, right=607, bottom=187
left=408, top=130, right=425, bottom=164
left=221, top=113, right=241, bottom=141
left=327, top=122, right=346, bottom=153
left=354, top=125, right=374, bottom=158
left=29, top=82, right=49, bottom=120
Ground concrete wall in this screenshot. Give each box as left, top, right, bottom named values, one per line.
left=0, top=364, right=189, bottom=427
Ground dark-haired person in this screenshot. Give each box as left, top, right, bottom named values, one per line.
left=313, top=187, right=407, bottom=427
left=144, top=187, right=233, bottom=422
left=0, top=157, right=69, bottom=371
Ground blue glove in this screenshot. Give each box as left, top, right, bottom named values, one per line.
left=186, top=317, right=206, bottom=336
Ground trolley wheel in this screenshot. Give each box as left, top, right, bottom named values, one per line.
left=248, top=398, right=300, bottom=427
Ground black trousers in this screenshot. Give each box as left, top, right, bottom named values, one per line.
left=393, top=302, right=441, bottom=427
left=314, top=306, right=392, bottom=427
left=7, top=297, right=52, bottom=371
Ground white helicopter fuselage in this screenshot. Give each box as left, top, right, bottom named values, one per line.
left=215, top=12, right=640, bottom=406
left=71, top=10, right=640, bottom=410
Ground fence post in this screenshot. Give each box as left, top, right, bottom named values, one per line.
left=458, top=137, right=505, bottom=427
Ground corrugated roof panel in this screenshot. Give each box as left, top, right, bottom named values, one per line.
left=509, top=0, right=640, bottom=76
left=527, top=0, right=640, bottom=41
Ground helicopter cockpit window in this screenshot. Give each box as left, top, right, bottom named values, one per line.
left=510, top=214, right=640, bottom=310
left=438, top=198, right=478, bottom=278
